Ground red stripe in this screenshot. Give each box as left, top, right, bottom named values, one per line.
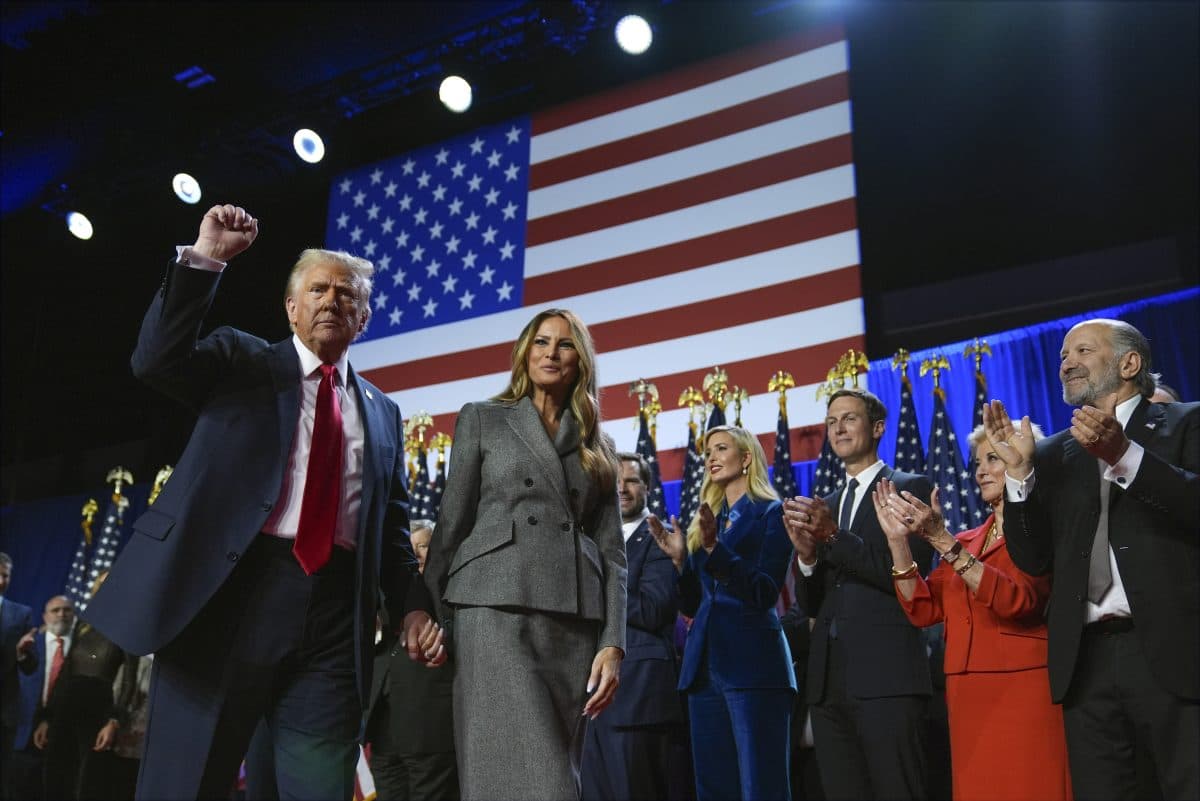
left=532, top=27, right=847, bottom=135
left=402, top=336, right=862, bottom=471
left=529, top=74, right=849, bottom=190
left=358, top=266, right=860, bottom=394
left=527, top=134, right=853, bottom=246
left=523, top=198, right=857, bottom=305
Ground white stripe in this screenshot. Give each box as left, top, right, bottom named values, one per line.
left=531, top=41, right=848, bottom=163
left=350, top=230, right=860, bottom=371
left=525, top=164, right=856, bottom=276
left=384, top=299, right=864, bottom=418
left=528, top=102, right=852, bottom=219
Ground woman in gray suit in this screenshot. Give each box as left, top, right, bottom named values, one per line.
left=424, top=308, right=627, bottom=801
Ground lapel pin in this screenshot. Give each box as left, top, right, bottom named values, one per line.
left=365, top=389, right=374, bottom=400
left=1144, top=421, right=1155, bottom=430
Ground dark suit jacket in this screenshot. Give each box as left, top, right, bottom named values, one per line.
left=83, top=261, right=429, bottom=707
left=678, top=495, right=797, bottom=692
left=1004, top=399, right=1200, bottom=702
left=796, top=466, right=934, bottom=704
left=1, top=598, right=35, bottom=732
left=603, top=518, right=683, bottom=728
left=366, top=630, right=456, bottom=754
left=12, top=630, right=45, bottom=751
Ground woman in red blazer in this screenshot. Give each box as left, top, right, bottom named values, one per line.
left=874, top=423, right=1072, bottom=801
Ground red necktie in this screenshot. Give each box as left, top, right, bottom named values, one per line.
left=45, top=636, right=65, bottom=703
left=294, top=364, right=344, bottom=574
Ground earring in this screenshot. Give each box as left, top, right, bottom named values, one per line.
left=742, top=466, right=748, bottom=475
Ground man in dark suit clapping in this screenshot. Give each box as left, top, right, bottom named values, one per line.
left=784, top=388, right=934, bottom=800
left=984, top=319, right=1199, bottom=800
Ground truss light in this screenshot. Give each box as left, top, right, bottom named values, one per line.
left=615, top=15, right=652, bottom=55
left=293, top=129, right=326, bottom=164
left=439, top=75, right=472, bottom=113
left=172, top=173, right=202, bottom=204
left=66, top=211, right=93, bottom=240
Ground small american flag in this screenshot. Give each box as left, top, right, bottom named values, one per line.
left=893, top=373, right=926, bottom=475
left=924, top=389, right=977, bottom=533
left=812, top=434, right=845, bottom=499
left=771, top=402, right=799, bottom=616
left=635, top=411, right=667, bottom=519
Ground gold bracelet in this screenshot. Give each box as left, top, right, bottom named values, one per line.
left=954, top=554, right=978, bottom=575
left=891, top=561, right=919, bottom=580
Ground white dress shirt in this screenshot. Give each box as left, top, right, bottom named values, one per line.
left=1004, top=394, right=1144, bottom=622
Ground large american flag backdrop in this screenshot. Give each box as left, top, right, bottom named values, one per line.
left=327, top=26, right=864, bottom=484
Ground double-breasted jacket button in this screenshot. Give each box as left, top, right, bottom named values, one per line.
left=524, top=478, right=534, bottom=487
left=561, top=522, right=571, bottom=532
left=261, top=502, right=272, bottom=512
left=527, top=515, right=538, bottom=526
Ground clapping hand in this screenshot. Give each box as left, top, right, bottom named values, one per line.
left=646, top=514, right=686, bottom=570
left=873, top=479, right=944, bottom=543
left=982, top=400, right=1036, bottom=479
left=697, top=503, right=718, bottom=552
left=1070, top=393, right=1130, bottom=466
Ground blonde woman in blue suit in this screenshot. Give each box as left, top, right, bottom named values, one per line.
left=671, top=425, right=796, bottom=800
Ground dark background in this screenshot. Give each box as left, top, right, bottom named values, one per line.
left=2, top=0, right=1197, bottom=504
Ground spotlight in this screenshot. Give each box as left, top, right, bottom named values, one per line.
left=439, top=75, right=472, bottom=113
left=66, top=211, right=94, bottom=240
left=293, top=128, right=326, bottom=164
left=172, top=173, right=202, bottom=204
left=615, top=14, right=652, bottom=55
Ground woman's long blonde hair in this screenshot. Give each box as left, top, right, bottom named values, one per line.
left=686, top=425, right=778, bottom=552
left=494, top=308, right=617, bottom=492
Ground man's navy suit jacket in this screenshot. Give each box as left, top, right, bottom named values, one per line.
left=84, top=261, right=428, bottom=707
left=603, top=518, right=683, bottom=728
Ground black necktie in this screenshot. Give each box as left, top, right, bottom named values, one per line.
left=838, top=478, right=859, bottom=531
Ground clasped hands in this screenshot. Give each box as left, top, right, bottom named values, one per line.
left=782, top=496, right=837, bottom=564
left=403, top=610, right=447, bottom=668
left=872, top=479, right=950, bottom=547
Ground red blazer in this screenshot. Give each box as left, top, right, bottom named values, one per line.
left=897, top=514, right=1051, bottom=674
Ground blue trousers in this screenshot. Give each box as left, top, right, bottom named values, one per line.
left=687, top=665, right=793, bottom=801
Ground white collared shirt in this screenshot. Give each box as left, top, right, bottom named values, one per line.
left=622, top=509, right=650, bottom=542
left=1004, top=394, right=1144, bottom=622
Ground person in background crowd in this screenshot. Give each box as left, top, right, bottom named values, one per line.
left=876, top=423, right=1072, bottom=801
left=783, top=388, right=934, bottom=801
left=0, top=553, right=37, bottom=801
left=108, top=654, right=154, bottom=799
left=1149, top=373, right=1180, bottom=404
left=984, top=318, right=1199, bottom=800
left=35, top=577, right=138, bottom=801
left=581, top=454, right=683, bottom=801
left=669, top=425, right=795, bottom=800
left=366, top=520, right=459, bottom=801
left=82, top=203, right=443, bottom=801
left=424, top=308, right=626, bottom=801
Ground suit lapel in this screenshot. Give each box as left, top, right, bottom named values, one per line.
left=348, top=366, right=383, bottom=541
left=506, top=396, right=571, bottom=509
left=1125, top=397, right=1160, bottom=448
left=267, top=340, right=302, bottom=473
left=848, top=467, right=889, bottom=532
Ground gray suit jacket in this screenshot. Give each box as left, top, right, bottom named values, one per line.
left=425, top=397, right=626, bottom=652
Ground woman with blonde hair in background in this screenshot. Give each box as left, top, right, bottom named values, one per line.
left=654, top=425, right=795, bottom=799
